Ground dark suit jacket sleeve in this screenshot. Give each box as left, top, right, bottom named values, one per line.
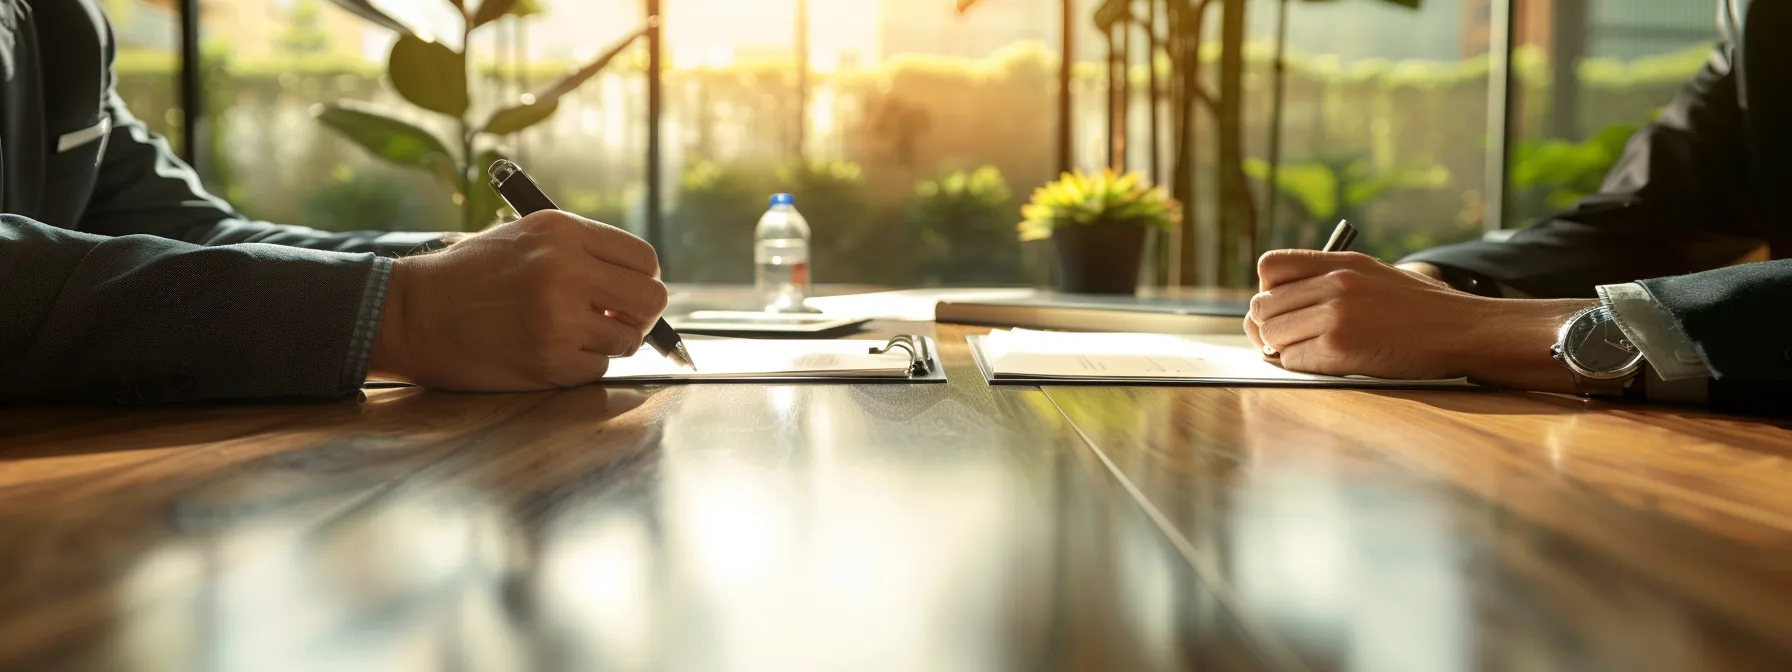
left=1639, top=260, right=1792, bottom=411
left=77, top=90, right=447, bottom=256
left=1, top=214, right=389, bottom=404
left=1400, top=46, right=1770, bottom=299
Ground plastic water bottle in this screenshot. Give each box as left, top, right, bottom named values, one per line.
left=754, top=193, right=812, bottom=312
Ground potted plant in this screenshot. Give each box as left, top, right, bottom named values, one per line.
left=317, top=0, right=653, bottom=231
left=1019, top=170, right=1179, bottom=294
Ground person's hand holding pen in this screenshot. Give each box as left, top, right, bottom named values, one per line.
left=367, top=209, right=671, bottom=392
left=1244, top=220, right=1594, bottom=391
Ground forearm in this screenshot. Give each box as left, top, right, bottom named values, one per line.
left=3, top=215, right=388, bottom=403
left=1457, top=297, right=1596, bottom=394
left=179, top=220, right=455, bottom=256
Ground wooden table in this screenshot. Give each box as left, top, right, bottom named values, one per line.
left=4, top=316, right=1792, bottom=671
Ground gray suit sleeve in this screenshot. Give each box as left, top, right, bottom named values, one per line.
left=1400, top=46, right=1771, bottom=298
left=79, top=91, right=448, bottom=256
left=1, top=214, right=388, bottom=404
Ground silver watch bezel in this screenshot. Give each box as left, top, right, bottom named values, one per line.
left=1554, top=306, right=1645, bottom=381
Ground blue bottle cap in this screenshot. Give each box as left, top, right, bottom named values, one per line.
left=770, top=193, right=795, bottom=207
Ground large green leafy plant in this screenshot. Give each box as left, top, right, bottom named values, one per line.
left=319, top=0, right=652, bottom=230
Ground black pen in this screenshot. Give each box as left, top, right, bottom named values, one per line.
left=1322, top=219, right=1357, bottom=252
left=488, top=159, right=697, bottom=371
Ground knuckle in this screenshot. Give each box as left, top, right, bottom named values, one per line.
left=1248, top=292, right=1270, bottom=318
left=517, top=210, right=561, bottom=234
left=646, top=279, right=671, bottom=315
left=1257, top=249, right=1291, bottom=274
left=1325, top=269, right=1362, bottom=291
left=640, top=243, right=662, bottom=277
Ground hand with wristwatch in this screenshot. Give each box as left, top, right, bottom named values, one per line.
left=1551, top=305, right=1649, bottom=400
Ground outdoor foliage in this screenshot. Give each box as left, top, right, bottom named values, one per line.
left=1512, top=121, right=1641, bottom=212
left=295, top=166, right=454, bottom=233
left=907, top=167, right=1026, bottom=285
left=316, top=0, right=650, bottom=230
left=668, top=160, right=909, bottom=285
left=113, top=17, right=1706, bottom=286
left=1246, top=153, right=1451, bottom=249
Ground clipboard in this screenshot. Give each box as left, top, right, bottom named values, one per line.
left=966, top=332, right=1479, bottom=390
left=600, top=335, right=947, bottom=384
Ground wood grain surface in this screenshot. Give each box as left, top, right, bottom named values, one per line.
left=3, top=297, right=1789, bottom=671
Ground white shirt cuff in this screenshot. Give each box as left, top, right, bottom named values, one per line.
left=1596, top=282, right=1710, bottom=381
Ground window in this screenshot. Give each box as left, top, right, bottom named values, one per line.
left=169, top=0, right=1716, bottom=288
left=105, top=0, right=183, bottom=145
left=1248, top=0, right=1490, bottom=264
left=1506, top=0, right=1719, bottom=227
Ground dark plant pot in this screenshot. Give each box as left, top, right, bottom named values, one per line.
left=1050, top=224, right=1147, bottom=295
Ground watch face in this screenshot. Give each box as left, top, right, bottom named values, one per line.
left=1565, top=309, right=1643, bottom=373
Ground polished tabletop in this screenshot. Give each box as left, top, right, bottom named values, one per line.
left=3, top=297, right=1792, bottom=671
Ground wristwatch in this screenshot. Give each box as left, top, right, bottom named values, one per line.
left=1551, top=305, right=1647, bottom=399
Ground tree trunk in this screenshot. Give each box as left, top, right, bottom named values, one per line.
left=1169, top=0, right=1207, bottom=287
left=1215, top=0, right=1257, bottom=287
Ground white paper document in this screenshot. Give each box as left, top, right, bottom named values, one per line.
left=972, top=329, right=1475, bottom=388
left=805, top=288, right=1037, bottom=321
left=605, top=338, right=923, bottom=381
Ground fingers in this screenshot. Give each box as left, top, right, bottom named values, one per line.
left=580, top=312, right=645, bottom=357
left=543, top=350, right=614, bottom=388
left=519, top=210, right=661, bottom=277
left=1257, top=249, right=1380, bottom=290
left=1243, top=315, right=1279, bottom=357
left=579, top=259, right=670, bottom=333
left=1255, top=303, right=1334, bottom=354
left=1248, top=272, right=1349, bottom=326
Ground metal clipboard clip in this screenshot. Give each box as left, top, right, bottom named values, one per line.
left=869, top=334, right=935, bottom=376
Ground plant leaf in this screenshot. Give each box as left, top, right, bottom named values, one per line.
left=389, top=35, right=469, bottom=116
left=321, top=0, right=416, bottom=37
left=481, top=98, right=559, bottom=135
left=471, top=0, right=521, bottom=28
left=478, top=21, right=653, bottom=134
left=314, top=100, right=454, bottom=170
left=509, top=0, right=544, bottom=18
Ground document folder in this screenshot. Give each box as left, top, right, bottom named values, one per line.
left=601, top=335, right=946, bottom=384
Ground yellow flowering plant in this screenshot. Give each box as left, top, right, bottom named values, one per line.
left=1018, top=169, right=1181, bottom=242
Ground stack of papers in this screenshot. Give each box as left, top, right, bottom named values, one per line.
left=605, top=338, right=925, bottom=381
left=970, top=329, right=1476, bottom=389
